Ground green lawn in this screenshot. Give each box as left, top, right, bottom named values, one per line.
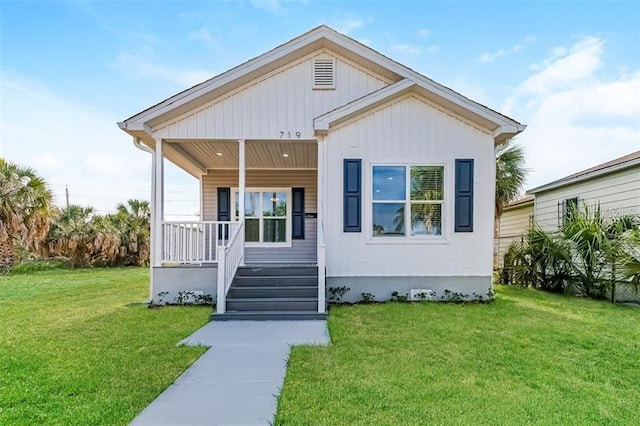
left=0, top=268, right=210, bottom=425
left=276, top=285, right=640, bottom=425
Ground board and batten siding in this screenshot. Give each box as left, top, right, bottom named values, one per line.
left=323, top=93, right=496, bottom=278
left=202, top=169, right=317, bottom=263
left=152, top=51, right=391, bottom=141
left=534, top=167, right=640, bottom=232
left=495, top=203, right=533, bottom=268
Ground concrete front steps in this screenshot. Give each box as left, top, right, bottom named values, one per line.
left=212, top=265, right=326, bottom=321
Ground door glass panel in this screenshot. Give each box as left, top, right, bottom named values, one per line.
left=262, top=192, right=287, bottom=217
left=245, top=218, right=259, bottom=242
left=264, top=218, right=287, bottom=242
left=235, top=192, right=260, bottom=217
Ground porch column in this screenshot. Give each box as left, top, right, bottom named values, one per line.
left=238, top=139, right=246, bottom=265
left=238, top=139, right=246, bottom=222
left=317, top=138, right=326, bottom=313
left=154, top=138, right=165, bottom=266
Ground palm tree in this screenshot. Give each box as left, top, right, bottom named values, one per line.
left=495, top=144, right=528, bottom=220
left=494, top=144, right=527, bottom=268
left=0, top=158, right=53, bottom=269
left=46, top=205, right=120, bottom=267
left=109, top=199, right=151, bottom=266
left=562, top=203, right=611, bottom=299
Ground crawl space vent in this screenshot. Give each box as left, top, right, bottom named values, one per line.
left=313, top=58, right=336, bottom=89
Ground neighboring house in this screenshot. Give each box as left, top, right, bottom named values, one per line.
left=529, top=151, right=640, bottom=232
left=118, top=26, right=525, bottom=319
left=495, top=151, right=640, bottom=269
left=495, top=195, right=534, bottom=268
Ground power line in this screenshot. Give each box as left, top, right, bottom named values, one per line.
left=50, top=183, right=193, bottom=193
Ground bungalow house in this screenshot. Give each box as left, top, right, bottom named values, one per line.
left=528, top=150, right=640, bottom=232
left=118, top=26, right=526, bottom=319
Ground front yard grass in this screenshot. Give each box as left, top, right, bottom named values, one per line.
left=277, top=285, right=640, bottom=425
left=0, top=268, right=210, bottom=425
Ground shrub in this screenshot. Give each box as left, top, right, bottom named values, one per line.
left=505, top=202, right=640, bottom=301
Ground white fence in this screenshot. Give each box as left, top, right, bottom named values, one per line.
left=162, top=221, right=237, bottom=263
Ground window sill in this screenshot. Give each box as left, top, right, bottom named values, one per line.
left=365, top=236, right=450, bottom=245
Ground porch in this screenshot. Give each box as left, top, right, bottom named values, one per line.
left=149, top=138, right=327, bottom=316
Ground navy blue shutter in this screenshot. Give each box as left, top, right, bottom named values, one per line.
left=292, top=188, right=305, bottom=239
left=343, top=159, right=362, bottom=232
left=217, top=188, right=231, bottom=239
left=217, top=188, right=231, bottom=221
left=455, top=159, right=474, bottom=232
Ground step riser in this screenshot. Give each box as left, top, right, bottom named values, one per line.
left=228, top=288, right=317, bottom=298
left=237, top=267, right=318, bottom=277
left=212, top=313, right=326, bottom=321
left=227, top=300, right=318, bottom=311
left=233, top=276, right=318, bottom=287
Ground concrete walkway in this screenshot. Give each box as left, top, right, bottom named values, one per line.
left=130, top=320, right=330, bottom=426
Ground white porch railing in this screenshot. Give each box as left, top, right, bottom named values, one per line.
left=216, top=220, right=245, bottom=314
left=162, top=221, right=237, bottom=263
left=317, top=220, right=326, bottom=313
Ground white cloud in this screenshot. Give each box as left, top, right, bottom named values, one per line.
left=390, top=44, right=424, bottom=56
left=0, top=72, right=199, bottom=217
left=248, top=0, right=308, bottom=14
left=189, top=26, right=217, bottom=43
left=479, top=35, right=536, bottom=63
left=417, top=28, right=431, bottom=38
left=389, top=43, right=439, bottom=56
left=111, top=53, right=214, bottom=88
left=502, top=36, right=640, bottom=188
left=522, top=36, right=603, bottom=94
left=318, top=13, right=366, bottom=35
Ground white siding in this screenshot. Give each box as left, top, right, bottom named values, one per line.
left=323, top=94, right=495, bottom=277
left=202, top=169, right=317, bottom=263
left=534, top=167, right=640, bottom=232
left=495, top=203, right=533, bottom=268
left=152, top=51, right=390, bottom=140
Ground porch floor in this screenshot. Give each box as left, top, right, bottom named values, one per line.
left=130, top=320, right=330, bottom=425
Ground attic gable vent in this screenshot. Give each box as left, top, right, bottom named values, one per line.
left=313, top=58, right=336, bottom=89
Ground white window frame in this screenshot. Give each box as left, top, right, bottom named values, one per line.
left=368, top=163, right=447, bottom=243
left=232, top=187, right=292, bottom=248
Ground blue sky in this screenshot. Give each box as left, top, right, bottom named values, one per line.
left=1, top=0, right=639, bottom=217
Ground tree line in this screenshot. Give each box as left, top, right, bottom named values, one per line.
left=1, top=158, right=150, bottom=272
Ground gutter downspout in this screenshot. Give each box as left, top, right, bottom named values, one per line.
left=133, top=137, right=156, bottom=303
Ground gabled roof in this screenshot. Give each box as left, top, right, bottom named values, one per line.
left=504, top=194, right=534, bottom=210
left=118, top=25, right=524, bottom=143
left=528, top=150, right=640, bottom=194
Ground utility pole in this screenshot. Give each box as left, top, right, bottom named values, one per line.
left=65, top=185, right=69, bottom=208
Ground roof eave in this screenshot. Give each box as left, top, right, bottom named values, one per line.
left=528, top=157, right=640, bottom=194
left=120, top=25, right=524, bottom=135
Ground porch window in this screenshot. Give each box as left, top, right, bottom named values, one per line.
left=234, top=189, right=291, bottom=245
left=372, top=165, right=444, bottom=237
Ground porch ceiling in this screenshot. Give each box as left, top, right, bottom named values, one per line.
left=166, top=140, right=318, bottom=170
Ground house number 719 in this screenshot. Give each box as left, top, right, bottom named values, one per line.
left=280, top=131, right=301, bottom=139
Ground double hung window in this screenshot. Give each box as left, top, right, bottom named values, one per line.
left=372, top=165, right=444, bottom=237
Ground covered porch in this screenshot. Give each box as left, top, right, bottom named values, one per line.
left=149, top=138, right=326, bottom=314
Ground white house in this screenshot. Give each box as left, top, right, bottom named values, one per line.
left=118, top=26, right=526, bottom=319
left=528, top=150, right=640, bottom=232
